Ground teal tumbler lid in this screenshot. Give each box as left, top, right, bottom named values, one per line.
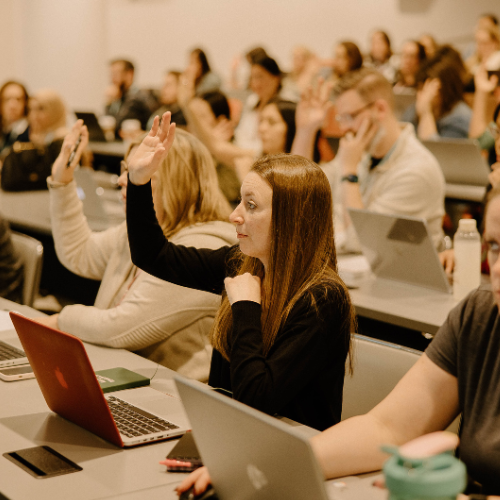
left=382, top=432, right=467, bottom=498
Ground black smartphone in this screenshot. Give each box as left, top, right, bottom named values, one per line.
left=165, top=431, right=202, bottom=472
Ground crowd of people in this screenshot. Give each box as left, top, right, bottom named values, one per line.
left=1, top=12, right=500, bottom=497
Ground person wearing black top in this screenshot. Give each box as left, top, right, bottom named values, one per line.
left=126, top=113, right=354, bottom=436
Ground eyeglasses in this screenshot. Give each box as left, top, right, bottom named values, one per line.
left=335, top=102, right=375, bottom=125
left=488, top=123, right=500, bottom=140
left=487, top=240, right=500, bottom=265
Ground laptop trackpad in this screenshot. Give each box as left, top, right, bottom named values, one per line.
left=111, top=387, right=190, bottom=427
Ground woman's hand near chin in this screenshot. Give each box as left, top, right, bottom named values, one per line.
left=126, top=112, right=176, bottom=186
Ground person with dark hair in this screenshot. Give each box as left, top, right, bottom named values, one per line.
left=186, top=48, right=221, bottom=96
left=394, top=40, right=427, bottom=89
left=147, top=70, right=187, bottom=130
left=229, top=46, right=269, bottom=91
left=331, top=41, right=363, bottom=82
left=105, top=59, right=152, bottom=138
left=365, top=31, right=398, bottom=83
left=0, top=81, right=29, bottom=154
left=402, top=56, right=472, bottom=139
left=126, top=113, right=355, bottom=435
left=234, top=54, right=283, bottom=153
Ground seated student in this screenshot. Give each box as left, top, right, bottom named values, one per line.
left=402, top=56, right=472, bottom=139
left=36, top=121, right=236, bottom=382
left=0, top=214, right=23, bottom=303
left=465, top=25, right=500, bottom=78
left=394, top=40, right=426, bottom=90
left=233, top=54, right=283, bottom=154
left=105, top=59, right=153, bottom=138
left=177, top=185, right=500, bottom=500
left=281, top=46, right=320, bottom=102
left=185, top=48, right=222, bottom=97
left=147, top=70, right=187, bottom=130
left=293, top=69, right=445, bottom=252
left=181, top=77, right=300, bottom=183
left=0, top=81, right=29, bottom=155
left=1, top=89, right=67, bottom=191
left=364, top=31, right=398, bottom=84
left=126, top=113, right=355, bottom=431
left=419, top=34, right=439, bottom=59
left=329, top=41, right=363, bottom=84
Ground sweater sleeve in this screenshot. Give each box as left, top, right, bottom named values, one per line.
left=228, top=285, right=349, bottom=416
left=127, top=179, right=232, bottom=294
left=49, top=180, right=124, bottom=280
left=58, top=269, right=220, bottom=349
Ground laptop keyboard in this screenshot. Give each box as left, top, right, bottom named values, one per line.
left=0, top=341, right=25, bottom=361
left=107, top=396, right=179, bottom=438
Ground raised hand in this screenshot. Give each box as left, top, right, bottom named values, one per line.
left=475, top=65, right=498, bottom=94
left=224, top=273, right=262, bottom=305
left=415, top=78, right=440, bottom=117
left=337, top=116, right=379, bottom=175
left=51, top=119, right=89, bottom=184
left=126, top=112, right=176, bottom=186
left=295, top=78, right=333, bottom=132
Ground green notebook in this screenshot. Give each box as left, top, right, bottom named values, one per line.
left=94, top=367, right=150, bottom=393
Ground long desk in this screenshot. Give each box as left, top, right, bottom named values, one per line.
left=0, top=299, right=385, bottom=500
left=0, top=299, right=194, bottom=500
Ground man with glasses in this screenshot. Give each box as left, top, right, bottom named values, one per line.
left=326, top=68, right=445, bottom=252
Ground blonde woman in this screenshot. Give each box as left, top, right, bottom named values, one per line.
left=37, top=121, right=236, bottom=382
left=28, top=89, right=67, bottom=146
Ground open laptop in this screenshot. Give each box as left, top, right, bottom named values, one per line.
left=422, top=138, right=490, bottom=187
left=9, top=312, right=190, bottom=447
left=0, top=311, right=29, bottom=368
left=348, top=209, right=451, bottom=293
left=73, top=168, right=125, bottom=227
left=175, top=377, right=385, bottom=500
left=74, top=111, right=107, bottom=142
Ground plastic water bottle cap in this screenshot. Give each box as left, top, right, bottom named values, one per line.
left=458, top=219, right=477, bottom=231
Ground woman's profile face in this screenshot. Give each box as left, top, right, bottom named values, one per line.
left=28, top=98, right=51, bottom=133
left=2, top=84, right=26, bottom=126
left=476, top=29, right=498, bottom=61
left=371, top=33, right=389, bottom=63
left=258, top=104, right=287, bottom=154
left=333, top=44, right=349, bottom=76
left=249, top=65, right=280, bottom=101
left=229, top=172, right=273, bottom=268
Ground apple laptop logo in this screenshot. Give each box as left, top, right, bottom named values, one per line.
left=55, top=367, right=68, bottom=389
left=247, top=464, right=268, bottom=491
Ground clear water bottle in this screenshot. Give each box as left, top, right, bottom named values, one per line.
left=453, top=218, right=481, bottom=302
left=383, top=432, right=466, bottom=500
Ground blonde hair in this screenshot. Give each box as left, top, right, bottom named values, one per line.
left=332, top=68, right=395, bottom=110
left=151, top=128, right=231, bottom=238
left=29, top=89, right=67, bottom=134
left=211, top=154, right=355, bottom=373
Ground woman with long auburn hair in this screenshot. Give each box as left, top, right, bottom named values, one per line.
left=35, top=123, right=236, bottom=382
left=126, top=112, right=355, bottom=433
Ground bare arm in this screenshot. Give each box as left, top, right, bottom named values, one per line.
left=415, top=79, right=440, bottom=140
left=311, top=353, right=459, bottom=479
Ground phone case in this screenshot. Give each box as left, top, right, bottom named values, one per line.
left=165, top=431, right=202, bottom=472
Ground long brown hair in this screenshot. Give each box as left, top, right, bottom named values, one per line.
left=211, top=154, right=355, bottom=372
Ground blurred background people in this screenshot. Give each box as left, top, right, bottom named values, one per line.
left=0, top=81, right=29, bottom=155
left=105, top=59, right=152, bottom=138
left=330, top=41, right=363, bottom=83
left=394, top=40, right=427, bottom=90
left=365, top=31, right=398, bottom=84
left=185, top=48, right=222, bottom=96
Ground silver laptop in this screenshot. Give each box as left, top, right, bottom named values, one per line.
left=175, top=376, right=385, bottom=500
left=10, top=312, right=190, bottom=448
left=393, top=91, right=416, bottom=120
left=348, top=209, right=450, bottom=293
left=73, top=168, right=124, bottom=228
left=422, top=138, right=490, bottom=187
left=0, top=311, right=29, bottom=368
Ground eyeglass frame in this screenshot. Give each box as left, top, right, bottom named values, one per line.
left=335, top=101, right=376, bottom=126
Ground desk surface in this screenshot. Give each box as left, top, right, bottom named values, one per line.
left=0, top=183, right=124, bottom=235
left=0, top=298, right=385, bottom=500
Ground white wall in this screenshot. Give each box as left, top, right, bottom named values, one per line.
left=1, top=0, right=499, bottom=112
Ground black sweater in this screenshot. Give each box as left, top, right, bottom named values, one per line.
left=126, top=180, right=350, bottom=431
